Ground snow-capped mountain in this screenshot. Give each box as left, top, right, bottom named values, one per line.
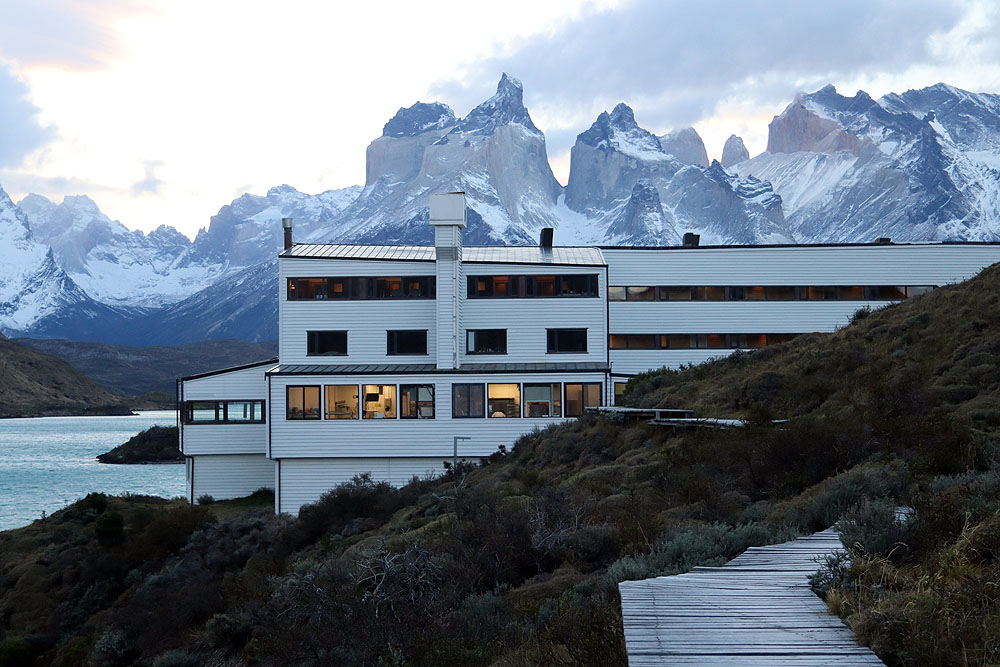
left=0, top=186, right=126, bottom=335
left=722, top=135, right=750, bottom=168
left=734, top=83, right=1000, bottom=242
left=659, top=127, right=709, bottom=167
left=564, top=102, right=789, bottom=244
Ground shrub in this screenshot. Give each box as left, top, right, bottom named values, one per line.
left=151, top=650, right=200, bottom=667
left=95, top=511, right=125, bottom=546
left=0, top=637, right=34, bottom=667
left=196, top=495, right=215, bottom=505
left=837, top=500, right=916, bottom=561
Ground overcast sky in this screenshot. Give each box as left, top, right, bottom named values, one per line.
left=1, top=0, right=998, bottom=238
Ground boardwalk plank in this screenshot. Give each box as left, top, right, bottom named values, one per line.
left=618, top=529, right=885, bottom=666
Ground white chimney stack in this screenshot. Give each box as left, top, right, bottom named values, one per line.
left=429, top=193, right=466, bottom=370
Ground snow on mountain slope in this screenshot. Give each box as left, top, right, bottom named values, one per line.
left=736, top=83, right=1000, bottom=242
left=0, top=186, right=123, bottom=335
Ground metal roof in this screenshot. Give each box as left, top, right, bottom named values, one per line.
left=281, top=244, right=606, bottom=266
left=267, top=362, right=609, bottom=376
left=180, top=358, right=279, bottom=382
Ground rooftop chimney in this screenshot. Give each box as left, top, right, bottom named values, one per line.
left=282, top=218, right=294, bottom=250
left=539, top=227, right=553, bottom=249
left=876, top=237, right=892, bottom=244
left=429, top=193, right=466, bottom=370
left=682, top=232, right=700, bottom=248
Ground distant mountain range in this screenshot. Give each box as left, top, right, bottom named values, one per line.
left=1, top=76, right=998, bottom=345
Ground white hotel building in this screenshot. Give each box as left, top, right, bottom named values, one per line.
left=178, top=193, right=1000, bottom=514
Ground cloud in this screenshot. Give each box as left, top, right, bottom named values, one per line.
left=0, top=0, right=150, bottom=70
left=432, top=0, right=973, bottom=143
left=0, top=63, right=55, bottom=167
left=0, top=170, right=112, bottom=199
left=130, top=159, right=164, bottom=196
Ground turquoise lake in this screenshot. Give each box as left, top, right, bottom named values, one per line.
left=0, top=411, right=183, bottom=531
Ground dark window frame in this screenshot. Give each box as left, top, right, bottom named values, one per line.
left=286, top=385, right=321, bottom=420
left=182, top=399, right=266, bottom=425
left=287, top=276, right=435, bottom=301
left=547, top=328, right=588, bottom=354
left=467, top=274, right=599, bottom=298
left=452, top=383, right=485, bottom=419
left=564, top=383, right=602, bottom=417
left=387, top=329, right=429, bottom=356
left=607, top=285, right=930, bottom=302
left=466, top=329, right=508, bottom=355
left=400, top=384, right=435, bottom=419
left=307, top=330, right=348, bottom=356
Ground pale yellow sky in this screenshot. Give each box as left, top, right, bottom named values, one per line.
left=1, top=0, right=997, bottom=238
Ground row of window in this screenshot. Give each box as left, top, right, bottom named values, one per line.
left=468, top=274, right=600, bottom=298
left=286, top=382, right=603, bottom=420
left=307, top=328, right=591, bottom=356
left=182, top=400, right=265, bottom=424
left=609, top=333, right=798, bottom=350
left=608, top=285, right=936, bottom=302
left=287, top=276, right=435, bottom=301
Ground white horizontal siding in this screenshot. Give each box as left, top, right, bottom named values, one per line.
left=609, top=300, right=895, bottom=333
left=269, top=371, right=606, bottom=459
left=182, top=365, right=269, bottom=399
left=611, top=349, right=746, bottom=375
left=189, top=454, right=274, bottom=502
left=182, top=423, right=267, bottom=455
left=602, top=245, right=1000, bottom=285
left=277, top=457, right=454, bottom=515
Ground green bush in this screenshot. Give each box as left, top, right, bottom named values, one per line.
left=95, top=511, right=125, bottom=546
left=0, top=637, right=34, bottom=667
left=196, top=494, right=215, bottom=505
left=837, top=500, right=915, bottom=561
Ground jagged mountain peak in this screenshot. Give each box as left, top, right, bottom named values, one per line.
left=452, top=73, right=539, bottom=136
left=658, top=127, right=709, bottom=167
left=577, top=103, right=666, bottom=160
left=722, top=134, right=750, bottom=168
left=382, top=102, right=457, bottom=138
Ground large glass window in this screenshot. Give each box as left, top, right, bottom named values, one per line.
left=453, top=384, right=485, bottom=418
left=524, top=383, right=561, bottom=418
left=287, top=276, right=434, bottom=300
left=387, top=330, right=428, bottom=355
left=487, top=384, right=521, bottom=418
left=307, top=330, right=347, bottom=356
left=362, top=384, right=396, bottom=419
left=565, top=383, right=602, bottom=417
left=866, top=286, right=906, bottom=300
left=467, top=329, right=507, bottom=355
left=467, top=274, right=599, bottom=298
left=400, top=384, right=435, bottom=419
left=184, top=400, right=265, bottom=424
left=547, top=328, right=588, bottom=354
left=608, top=286, right=626, bottom=301
left=287, top=386, right=320, bottom=420
left=609, top=284, right=936, bottom=302
left=324, top=385, right=359, bottom=419
left=627, top=286, right=655, bottom=301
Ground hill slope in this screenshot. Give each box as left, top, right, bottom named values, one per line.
left=2, top=264, right=1000, bottom=666
left=0, top=337, right=131, bottom=417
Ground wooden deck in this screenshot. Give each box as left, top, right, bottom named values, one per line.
left=618, top=529, right=885, bottom=666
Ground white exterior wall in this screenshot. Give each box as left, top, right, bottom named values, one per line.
left=279, top=257, right=437, bottom=365
left=180, top=364, right=270, bottom=455
left=602, top=244, right=1000, bottom=285
left=603, top=245, right=1000, bottom=374
left=187, top=454, right=274, bottom=502
left=277, top=457, right=451, bottom=514
left=461, top=263, right=608, bottom=365
left=268, top=371, right=606, bottom=459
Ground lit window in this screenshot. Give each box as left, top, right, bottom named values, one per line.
left=287, top=386, right=320, bottom=420
left=487, top=383, right=521, bottom=418
left=565, top=383, right=601, bottom=417
left=324, top=385, right=358, bottom=420
left=362, top=385, right=396, bottom=419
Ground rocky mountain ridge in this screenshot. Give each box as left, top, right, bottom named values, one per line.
left=2, top=77, right=999, bottom=344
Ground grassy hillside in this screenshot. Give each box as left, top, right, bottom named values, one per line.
left=0, top=337, right=132, bottom=418
left=14, top=338, right=277, bottom=396
left=97, top=426, right=183, bottom=464
left=1, top=264, right=999, bottom=666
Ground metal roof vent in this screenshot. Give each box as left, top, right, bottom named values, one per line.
left=282, top=218, right=293, bottom=250
left=682, top=232, right=700, bottom=247
left=539, top=227, right=554, bottom=248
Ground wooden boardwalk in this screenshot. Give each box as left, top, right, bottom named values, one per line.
left=618, top=528, right=885, bottom=666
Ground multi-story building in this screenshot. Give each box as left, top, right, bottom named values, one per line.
left=178, top=193, right=1000, bottom=514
